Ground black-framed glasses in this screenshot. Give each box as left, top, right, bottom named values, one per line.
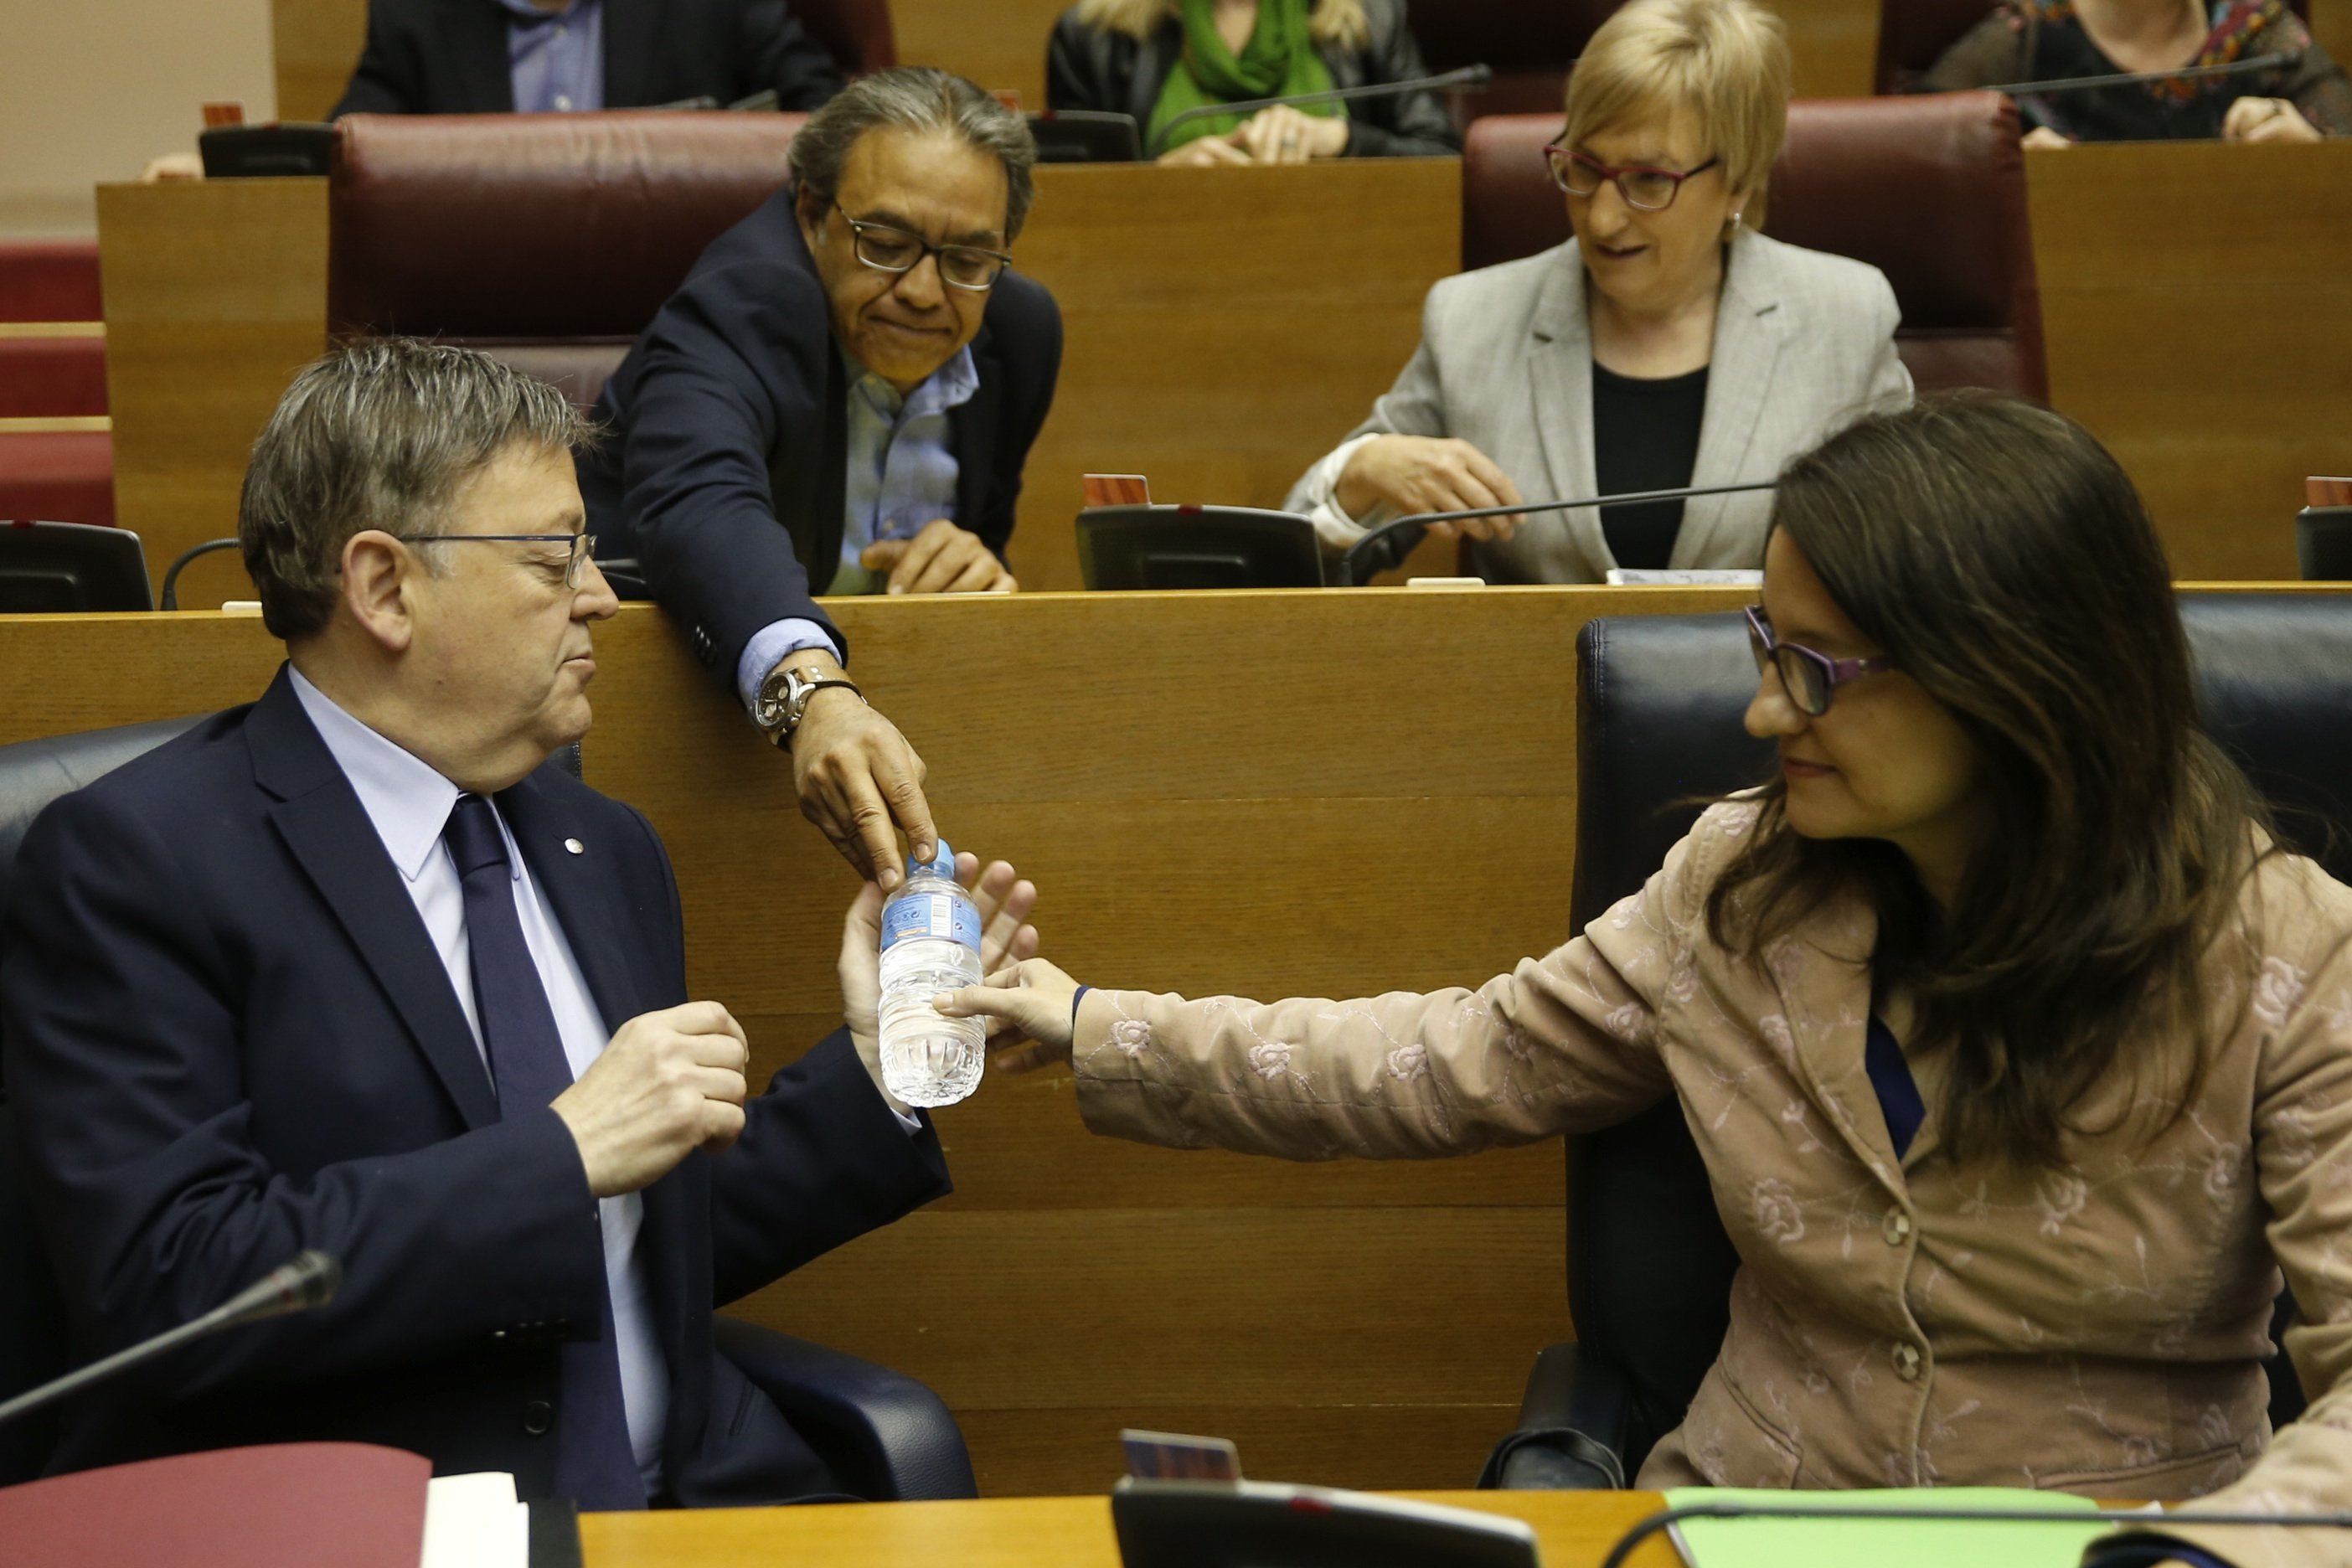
left=399, top=531, right=600, bottom=588
left=1545, top=143, right=1722, bottom=212
left=832, top=202, right=1012, bottom=291
left=1745, top=605, right=1894, bottom=716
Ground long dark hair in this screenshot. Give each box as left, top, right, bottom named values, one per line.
left=1705, top=394, right=2271, bottom=1168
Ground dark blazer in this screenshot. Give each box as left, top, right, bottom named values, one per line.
left=0, top=669, right=950, bottom=1502
left=578, top=188, right=1064, bottom=689
left=332, top=0, right=843, bottom=117
left=1046, top=0, right=1461, bottom=158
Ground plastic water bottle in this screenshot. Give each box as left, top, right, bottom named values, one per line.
left=877, top=841, right=986, bottom=1107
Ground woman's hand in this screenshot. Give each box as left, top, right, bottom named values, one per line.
left=1333, top=434, right=1525, bottom=540
left=2224, top=95, right=2324, bottom=142
left=1231, top=104, right=1349, bottom=164
left=839, top=854, right=1039, bottom=1110
left=1158, top=136, right=1255, bottom=167
left=936, top=957, right=1083, bottom=1075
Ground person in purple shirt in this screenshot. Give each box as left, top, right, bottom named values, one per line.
left=331, top=0, right=844, bottom=117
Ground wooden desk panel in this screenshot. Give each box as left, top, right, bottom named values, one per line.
left=95, top=178, right=327, bottom=605
left=2027, top=140, right=2352, bottom=582
left=1005, top=159, right=1460, bottom=591
left=578, top=1490, right=1682, bottom=1568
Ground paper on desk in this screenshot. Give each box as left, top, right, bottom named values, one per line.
left=1604, top=570, right=1764, bottom=585
left=1663, top=1486, right=2110, bottom=1568
left=420, top=1472, right=529, bottom=1568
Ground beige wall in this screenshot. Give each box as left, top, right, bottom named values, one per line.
left=0, top=1, right=276, bottom=238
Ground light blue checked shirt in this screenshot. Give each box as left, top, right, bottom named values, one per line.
left=735, top=345, right=980, bottom=708
left=496, top=0, right=605, bottom=114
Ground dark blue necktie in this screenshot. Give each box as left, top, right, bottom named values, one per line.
left=445, top=793, right=645, bottom=1510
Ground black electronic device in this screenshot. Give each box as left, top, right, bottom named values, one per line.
left=0, top=520, right=153, bottom=612
left=1029, top=110, right=1144, bottom=163
left=197, top=123, right=338, bottom=178
left=1078, top=504, right=1323, bottom=590
left=1112, top=1479, right=1540, bottom=1568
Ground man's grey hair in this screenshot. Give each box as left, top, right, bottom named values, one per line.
left=787, top=66, right=1039, bottom=241
left=239, top=338, right=591, bottom=642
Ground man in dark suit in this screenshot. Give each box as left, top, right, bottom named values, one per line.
left=0, top=340, right=1035, bottom=1506
left=332, top=0, right=843, bottom=117
left=580, top=67, right=1062, bottom=902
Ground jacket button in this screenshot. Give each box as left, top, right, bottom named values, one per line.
left=523, top=1400, right=554, bottom=1436
left=1890, top=1343, right=1923, bottom=1382
left=1883, top=1207, right=1913, bottom=1246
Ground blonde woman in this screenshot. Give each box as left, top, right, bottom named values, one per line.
left=1285, top=0, right=1911, bottom=581
left=1047, top=0, right=1461, bottom=165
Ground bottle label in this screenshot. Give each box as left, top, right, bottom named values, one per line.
left=881, top=892, right=981, bottom=953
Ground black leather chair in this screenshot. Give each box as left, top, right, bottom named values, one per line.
left=0, top=717, right=976, bottom=1500
left=1480, top=592, right=2342, bottom=1489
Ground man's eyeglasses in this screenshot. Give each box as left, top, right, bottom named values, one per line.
left=400, top=531, right=600, bottom=588
left=1544, top=143, right=1722, bottom=212
left=1745, top=605, right=1894, bottom=716
left=833, top=203, right=1012, bottom=291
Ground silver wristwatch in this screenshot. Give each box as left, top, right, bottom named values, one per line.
left=754, top=663, right=864, bottom=749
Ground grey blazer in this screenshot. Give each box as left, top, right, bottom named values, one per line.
left=1285, top=230, right=1913, bottom=581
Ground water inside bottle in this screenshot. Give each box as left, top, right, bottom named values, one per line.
left=877, top=939, right=985, bottom=1106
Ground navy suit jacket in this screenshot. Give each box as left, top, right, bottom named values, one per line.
left=0, top=668, right=950, bottom=1502
left=331, top=0, right=843, bottom=117
left=577, top=189, right=1064, bottom=689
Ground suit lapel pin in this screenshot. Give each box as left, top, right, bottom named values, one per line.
left=564, top=838, right=585, bottom=856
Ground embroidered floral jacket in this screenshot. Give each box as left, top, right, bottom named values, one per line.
left=1070, top=802, right=2352, bottom=1566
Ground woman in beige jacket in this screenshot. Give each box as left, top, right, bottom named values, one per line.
left=948, top=396, right=2352, bottom=1567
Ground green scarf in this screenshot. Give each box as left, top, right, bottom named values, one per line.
left=1147, top=0, right=1342, bottom=152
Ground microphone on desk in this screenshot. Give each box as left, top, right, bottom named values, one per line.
left=0, top=1250, right=342, bottom=1431
left=1966, top=49, right=2301, bottom=98
left=1598, top=1497, right=2352, bottom=1568
left=1148, top=64, right=1493, bottom=156
left=1338, top=477, right=1781, bottom=585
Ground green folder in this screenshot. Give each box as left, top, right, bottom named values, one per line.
left=1663, top=1487, right=2116, bottom=1568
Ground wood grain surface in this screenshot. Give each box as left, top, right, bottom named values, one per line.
left=2027, top=139, right=2352, bottom=582
left=577, top=1488, right=1684, bottom=1568
left=95, top=178, right=326, bottom=605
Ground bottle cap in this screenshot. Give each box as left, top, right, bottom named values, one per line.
left=905, top=839, right=954, bottom=880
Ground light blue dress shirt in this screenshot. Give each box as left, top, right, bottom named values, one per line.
left=498, top=0, right=605, bottom=114
left=288, top=668, right=666, bottom=1489
left=732, top=345, right=981, bottom=712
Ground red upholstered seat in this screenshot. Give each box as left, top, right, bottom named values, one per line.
left=0, top=241, right=101, bottom=324
left=1461, top=92, right=2046, bottom=399
left=1874, top=0, right=2309, bottom=93
left=1405, top=0, right=1617, bottom=121
left=0, top=434, right=116, bottom=529
left=329, top=112, right=812, bottom=410
left=0, top=339, right=108, bottom=420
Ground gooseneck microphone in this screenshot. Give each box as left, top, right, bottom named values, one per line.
left=1338, top=477, right=1782, bottom=585
left=1148, top=64, right=1494, bottom=156
left=1598, top=1497, right=2352, bottom=1568
left=0, top=1250, right=342, bottom=1430
left=1972, top=49, right=2301, bottom=98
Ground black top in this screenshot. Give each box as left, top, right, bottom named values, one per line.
left=1045, top=0, right=1462, bottom=158
left=577, top=188, right=1064, bottom=689
left=332, top=0, right=843, bottom=117
left=1591, top=362, right=1709, bottom=571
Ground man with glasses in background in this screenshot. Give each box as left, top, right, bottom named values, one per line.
left=580, top=66, right=1061, bottom=896
left=3, top=339, right=1039, bottom=1504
